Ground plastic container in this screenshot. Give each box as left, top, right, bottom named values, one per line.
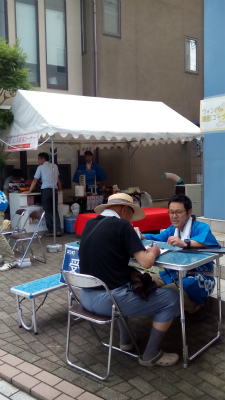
left=64, top=216, right=76, bottom=233
left=17, top=258, right=32, bottom=268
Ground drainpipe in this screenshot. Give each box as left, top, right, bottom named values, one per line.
left=93, top=0, right=98, bottom=97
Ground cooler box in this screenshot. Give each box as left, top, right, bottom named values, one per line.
left=64, top=216, right=76, bottom=233
left=60, top=241, right=80, bottom=283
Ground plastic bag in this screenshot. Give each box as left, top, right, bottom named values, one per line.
left=71, top=203, right=80, bottom=217
left=140, top=192, right=153, bottom=208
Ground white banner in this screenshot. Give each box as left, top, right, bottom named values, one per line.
left=200, top=96, right=225, bottom=131
left=79, top=143, right=95, bottom=155
left=5, top=132, right=39, bottom=151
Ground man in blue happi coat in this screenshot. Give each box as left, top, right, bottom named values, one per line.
left=72, top=150, right=106, bottom=185
left=139, top=194, right=220, bottom=313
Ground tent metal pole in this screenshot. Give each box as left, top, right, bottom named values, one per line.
left=127, top=143, right=132, bottom=187
left=51, top=135, right=56, bottom=245
left=46, top=135, right=62, bottom=253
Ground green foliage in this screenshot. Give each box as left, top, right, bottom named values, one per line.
left=0, top=109, right=14, bottom=131
left=0, top=38, right=32, bottom=99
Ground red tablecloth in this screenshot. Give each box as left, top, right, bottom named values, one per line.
left=74, top=207, right=171, bottom=235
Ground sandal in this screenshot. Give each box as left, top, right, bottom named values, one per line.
left=139, top=350, right=179, bottom=367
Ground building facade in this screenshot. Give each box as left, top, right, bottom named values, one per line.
left=203, top=0, right=225, bottom=219
left=1, top=0, right=203, bottom=202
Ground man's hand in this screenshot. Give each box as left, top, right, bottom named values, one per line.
left=133, top=227, right=146, bottom=240
left=146, top=244, right=161, bottom=258
left=134, top=244, right=160, bottom=270
left=167, top=236, right=187, bottom=248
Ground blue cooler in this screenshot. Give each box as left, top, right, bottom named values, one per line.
left=60, top=241, right=80, bottom=283
left=64, top=216, right=76, bottom=233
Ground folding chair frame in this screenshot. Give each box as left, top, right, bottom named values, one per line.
left=63, top=270, right=140, bottom=381
left=9, top=210, right=46, bottom=267
left=3, top=208, right=26, bottom=239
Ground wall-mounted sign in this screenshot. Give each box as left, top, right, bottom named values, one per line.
left=200, top=96, right=225, bottom=131
left=5, top=132, right=39, bottom=151
left=80, top=143, right=95, bottom=155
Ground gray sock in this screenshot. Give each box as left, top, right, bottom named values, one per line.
left=117, top=318, right=131, bottom=344
left=142, top=327, right=166, bottom=361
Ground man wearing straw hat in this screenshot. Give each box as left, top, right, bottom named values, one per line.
left=79, top=193, right=180, bottom=367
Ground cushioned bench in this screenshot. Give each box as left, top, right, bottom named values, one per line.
left=10, top=273, right=66, bottom=334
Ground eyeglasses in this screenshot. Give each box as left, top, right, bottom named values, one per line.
left=168, top=210, right=186, bottom=216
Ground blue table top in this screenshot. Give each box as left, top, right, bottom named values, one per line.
left=155, top=250, right=218, bottom=270
left=10, top=273, right=65, bottom=298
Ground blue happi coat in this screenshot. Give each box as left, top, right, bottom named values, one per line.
left=145, top=220, right=220, bottom=304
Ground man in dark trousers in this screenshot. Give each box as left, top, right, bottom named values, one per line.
left=27, top=152, right=62, bottom=237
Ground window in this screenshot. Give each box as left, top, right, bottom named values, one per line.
left=0, top=0, right=8, bottom=40
left=102, top=0, right=120, bottom=37
left=185, top=36, right=198, bottom=73
left=80, top=0, right=86, bottom=54
left=45, top=0, right=68, bottom=90
left=15, top=0, right=39, bottom=85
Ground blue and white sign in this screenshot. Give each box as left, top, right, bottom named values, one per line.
left=60, top=242, right=80, bottom=283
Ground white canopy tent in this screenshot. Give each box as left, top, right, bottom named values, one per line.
left=2, top=90, right=202, bottom=249
left=5, top=90, right=202, bottom=147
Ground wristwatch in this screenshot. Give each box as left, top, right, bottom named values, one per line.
left=184, top=239, right=191, bottom=248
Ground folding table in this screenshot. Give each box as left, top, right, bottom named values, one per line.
left=130, top=250, right=222, bottom=368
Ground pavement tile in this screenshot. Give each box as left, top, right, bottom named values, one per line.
left=34, top=371, right=62, bottom=387
left=12, top=373, right=40, bottom=392
left=197, top=370, right=225, bottom=388
left=0, top=380, right=19, bottom=396
left=77, top=393, right=103, bottom=400
left=140, top=392, right=167, bottom=400
left=0, top=364, right=20, bottom=381
left=54, top=381, right=84, bottom=397
left=1, top=354, right=24, bottom=367
left=197, top=381, right=225, bottom=400
left=52, top=395, right=74, bottom=400
left=17, top=362, right=42, bottom=376
left=1, top=233, right=225, bottom=400
left=174, top=379, right=204, bottom=398
left=31, top=382, right=61, bottom=400
left=11, top=392, right=37, bottom=400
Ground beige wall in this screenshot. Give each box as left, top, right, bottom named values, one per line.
left=5, top=0, right=83, bottom=97
left=82, top=0, right=203, bottom=201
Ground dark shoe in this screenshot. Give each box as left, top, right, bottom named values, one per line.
left=44, top=232, right=54, bottom=237
left=120, top=333, right=137, bottom=351
left=56, top=232, right=62, bottom=237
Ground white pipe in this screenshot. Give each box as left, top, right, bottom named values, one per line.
left=162, top=172, right=184, bottom=185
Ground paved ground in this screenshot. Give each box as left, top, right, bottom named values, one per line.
left=1, top=233, right=225, bottom=400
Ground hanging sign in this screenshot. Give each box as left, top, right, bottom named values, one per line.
left=5, top=132, right=39, bottom=151
left=200, top=96, right=225, bottom=132
left=80, top=143, right=95, bottom=155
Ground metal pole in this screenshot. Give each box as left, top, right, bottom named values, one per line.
left=93, top=0, right=98, bottom=97
left=51, top=136, right=56, bottom=245
left=46, top=135, right=62, bottom=253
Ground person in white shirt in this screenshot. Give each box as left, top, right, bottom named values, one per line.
left=27, top=152, right=62, bottom=237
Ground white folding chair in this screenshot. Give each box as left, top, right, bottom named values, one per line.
left=3, top=208, right=26, bottom=239
left=9, top=210, right=46, bottom=266
left=63, top=270, right=140, bottom=381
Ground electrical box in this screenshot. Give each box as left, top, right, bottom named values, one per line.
left=175, top=184, right=202, bottom=217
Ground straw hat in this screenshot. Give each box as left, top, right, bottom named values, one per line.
left=94, top=193, right=145, bottom=221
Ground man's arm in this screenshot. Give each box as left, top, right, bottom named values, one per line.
left=133, top=245, right=160, bottom=269
left=57, top=178, right=62, bottom=191
left=167, top=236, right=207, bottom=249
left=3, top=188, right=9, bottom=202
left=26, top=178, right=38, bottom=194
